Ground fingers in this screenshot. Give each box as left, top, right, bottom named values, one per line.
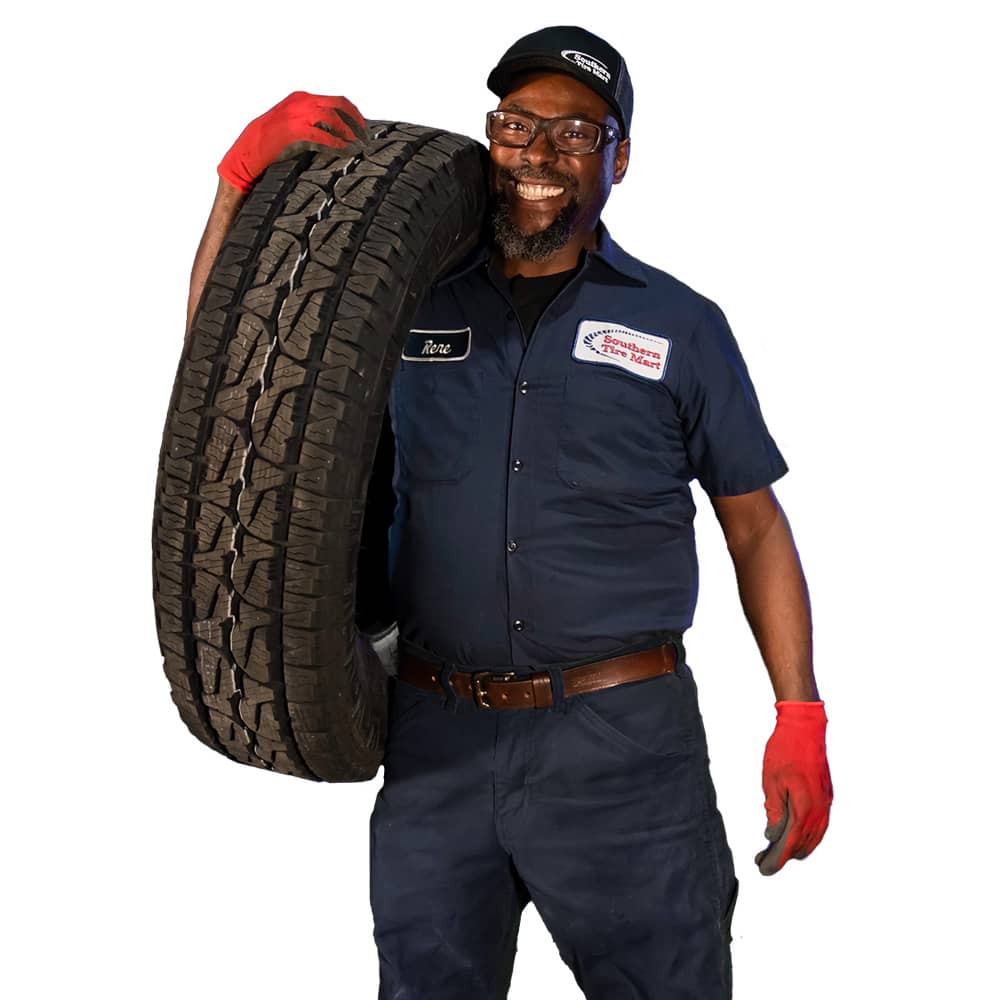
left=794, top=798, right=831, bottom=859
left=755, top=794, right=793, bottom=876
left=310, top=120, right=353, bottom=142
left=299, top=109, right=363, bottom=148
left=286, top=92, right=366, bottom=132
left=331, top=105, right=367, bottom=140
left=762, top=771, right=786, bottom=829
left=757, top=780, right=832, bottom=874
left=275, top=124, right=356, bottom=161
left=267, top=93, right=366, bottom=146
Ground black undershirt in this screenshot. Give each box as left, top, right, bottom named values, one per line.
left=506, top=254, right=583, bottom=343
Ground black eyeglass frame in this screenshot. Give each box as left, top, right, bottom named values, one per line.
left=485, top=110, right=622, bottom=155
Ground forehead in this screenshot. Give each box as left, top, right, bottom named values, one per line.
left=497, top=71, right=614, bottom=123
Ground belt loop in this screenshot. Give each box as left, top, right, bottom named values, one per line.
left=668, top=633, right=687, bottom=673
left=546, top=666, right=567, bottom=714
left=439, top=663, right=458, bottom=713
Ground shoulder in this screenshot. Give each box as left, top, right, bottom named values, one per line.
left=411, top=240, right=490, bottom=318
left=598, top=232, right=725, bottom=338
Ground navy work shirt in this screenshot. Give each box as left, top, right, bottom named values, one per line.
left=387, top=223, right=787, bottom=668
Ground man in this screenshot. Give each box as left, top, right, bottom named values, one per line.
left=190, top=26, right=832, bottom=999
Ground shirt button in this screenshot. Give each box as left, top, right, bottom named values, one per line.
left=512, top=619, right=525, bottom=631
left=512, top=459, right=522, bottom=472
left=507, top=539, right=518, bottom=552
left=519, top=380, right=529, bottom=394
left=506, top=310, right=515, bottom=321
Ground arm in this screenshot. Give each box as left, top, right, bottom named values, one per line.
left=186, top=178, right=246, bottom=336
left=709, top=485, right=818, bottom=701
left=710, top=485, right=832, bottom=874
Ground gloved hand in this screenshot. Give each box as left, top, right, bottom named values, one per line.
left=756, top=700, right=833, bottom=875
left=362, top=621, right=399, bottom=677
left=217, top=91, right=367, bottom=193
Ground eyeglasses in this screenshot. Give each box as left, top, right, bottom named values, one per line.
left=486, top=110, right=621, bottom=155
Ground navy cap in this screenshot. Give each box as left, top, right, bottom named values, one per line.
left=487, top=25, right=633, bottom=139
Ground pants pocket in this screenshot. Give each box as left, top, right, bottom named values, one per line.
left=573, top=671, right=694, bottom=759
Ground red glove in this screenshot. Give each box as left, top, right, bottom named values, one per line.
left=217, top=91, right=366, bottom=194
left=756, top=700, right=833, bottom=875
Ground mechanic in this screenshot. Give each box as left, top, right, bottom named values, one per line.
left=189, top=25, right=833, bottom=1000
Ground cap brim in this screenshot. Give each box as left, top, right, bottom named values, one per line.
left=487, top=55, right=594, bottom=99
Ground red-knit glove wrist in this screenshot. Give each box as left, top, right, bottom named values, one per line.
left=217, top=91, right=366, bottom=194
left=756, top=700, right=833, bottom=875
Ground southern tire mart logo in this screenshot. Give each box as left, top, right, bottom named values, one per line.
left=560, top=49, right=612, bottom=84
left=573, top=321, right=671, bottom=381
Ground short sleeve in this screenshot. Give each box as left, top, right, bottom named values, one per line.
left=675, top=300, right=788, bottom=496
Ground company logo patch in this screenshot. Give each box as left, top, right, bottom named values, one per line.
left=402, top=328, right=471, bottom=362
left=572, top=321, right=671, bottom=381
left=560, top=49, right=611, bottom=84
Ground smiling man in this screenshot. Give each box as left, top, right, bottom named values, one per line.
left=189, top=24, right=832, bottom=1000
left=374, top=27, right=831, bottom=1000
left=488, top=69, right=629, bottom=269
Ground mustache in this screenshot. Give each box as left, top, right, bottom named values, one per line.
left=494, top=166, right=577, bottom=190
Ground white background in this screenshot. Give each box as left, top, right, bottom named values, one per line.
left=4, top=1, right=997, bottom=996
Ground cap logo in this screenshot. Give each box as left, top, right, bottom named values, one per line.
left=560, top=49, right=611, bottom=85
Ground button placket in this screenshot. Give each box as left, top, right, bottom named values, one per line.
left=506, top=364, right=532, bottom=655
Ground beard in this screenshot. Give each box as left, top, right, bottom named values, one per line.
left=490, top=167, right=580, bottom=262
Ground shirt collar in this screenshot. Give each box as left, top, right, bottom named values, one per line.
left=586, top=221, right=648, bottom=286
left=436, top=219, right=648, bottom=288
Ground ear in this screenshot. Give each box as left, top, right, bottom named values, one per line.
left=612, top=137, right=630, bottom=185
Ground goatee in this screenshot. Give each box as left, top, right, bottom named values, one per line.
left=491, top=196, right=579, bottom=262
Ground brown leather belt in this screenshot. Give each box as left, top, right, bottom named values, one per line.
left=397, top=643, right=677, bottom=710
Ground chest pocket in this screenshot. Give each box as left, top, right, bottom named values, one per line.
left=392, top=364, right=482, bottom=483
left=556, top=368, right=683, bottom=497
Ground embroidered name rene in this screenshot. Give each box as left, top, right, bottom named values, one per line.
left=402, top=328, right=472, bottom=362
left=571, top=320, right=671, bottom=382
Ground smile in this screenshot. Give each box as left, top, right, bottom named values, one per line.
left=515, top=182, right=565, bottom=201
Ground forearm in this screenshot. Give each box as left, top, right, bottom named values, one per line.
left=186, top=178, right=246, bottom=336
left=724, top=497, right=819, bottom=702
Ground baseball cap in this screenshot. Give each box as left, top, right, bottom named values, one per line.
left=487, top=26, right=633, bottom=139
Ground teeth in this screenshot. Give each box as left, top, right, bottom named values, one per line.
left=515, top=182, right=565, bottom=201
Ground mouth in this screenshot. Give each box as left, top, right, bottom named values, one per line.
left=495, top=166, right=573, bottom=204
left=514, top=181, right=566, bottom=201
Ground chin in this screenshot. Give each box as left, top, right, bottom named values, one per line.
left=491, top=196, right=580, bottom=262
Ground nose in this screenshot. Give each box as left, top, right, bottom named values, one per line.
left=520, top=127, right=559, bottom=166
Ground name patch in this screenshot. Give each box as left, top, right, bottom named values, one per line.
left=572, top=320, right=671, bottom=381
left=402, top=328, right=471, bottom=362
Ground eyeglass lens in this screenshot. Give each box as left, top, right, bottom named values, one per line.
left=487, top=112, right=603, bottom=153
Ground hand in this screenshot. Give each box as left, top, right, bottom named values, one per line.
left=756, top=700, right=833, bottom=875
left=358, top=622, right=399, bottom=677
left=217, top=91, right=367, bottom=193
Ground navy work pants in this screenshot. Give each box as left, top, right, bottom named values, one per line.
left=369, top=658, right=738, bottom=999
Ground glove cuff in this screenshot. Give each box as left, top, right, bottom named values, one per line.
left=774, top=700, right=827, bottom=722
left=217, top=160, right=254, bottom=195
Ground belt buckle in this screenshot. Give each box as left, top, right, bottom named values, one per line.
left=472, top=671, right=517, bottom=709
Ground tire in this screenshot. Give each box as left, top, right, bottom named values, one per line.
left=152, top=122, right=488, bottom=782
